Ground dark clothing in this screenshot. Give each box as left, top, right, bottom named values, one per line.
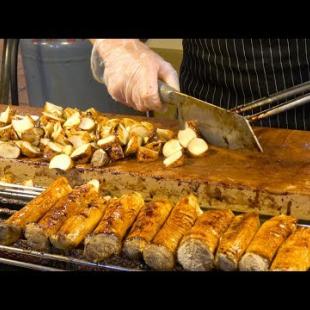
left=180, top=39, right=310, bottom=130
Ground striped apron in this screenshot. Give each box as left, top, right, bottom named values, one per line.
left=180, top=39, right=310, bottom=130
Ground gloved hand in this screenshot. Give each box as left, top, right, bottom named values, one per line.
left=91, top=39, right=180, bottom=112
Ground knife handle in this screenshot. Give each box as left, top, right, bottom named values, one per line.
left=158, top=80, right=177, bottom=105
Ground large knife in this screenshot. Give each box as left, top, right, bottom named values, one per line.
left=158, top=81, right=263, bottom=152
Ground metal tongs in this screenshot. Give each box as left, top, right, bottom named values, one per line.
left=0, top=182, right=44, bottom=201
left=230, top=80, right=310, bottom=122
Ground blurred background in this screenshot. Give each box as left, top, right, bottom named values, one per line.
left=0, top=39, right=183, bottom=119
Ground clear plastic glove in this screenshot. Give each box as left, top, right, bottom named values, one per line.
left=91, top=39, right=180, bottom=112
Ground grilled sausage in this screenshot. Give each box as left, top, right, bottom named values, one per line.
left=0, top=177, right=72, bottom=245
left=177, top=209, right=234, bottom=271
left=84, top=192, right=144, bottom=262
left=215, top=212, right=260, bottom=271
left=143, top=194, right=202, bottom=271
left=239, top=215, right=297, bottom=271
left=123, top=198, right=173, bottom=260
left=49, top=196, right=110, bottom=250
left=24, top=182, right=98, bottom=251
left=270, top=227, right=310, bottom=271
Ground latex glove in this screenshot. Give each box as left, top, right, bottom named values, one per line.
left=91, top=39, right=180, bottom=112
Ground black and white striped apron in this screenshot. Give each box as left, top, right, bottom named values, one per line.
left=180, top=39, right=310, bottom=130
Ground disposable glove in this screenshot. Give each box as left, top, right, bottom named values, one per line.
left=91, top=39, right=180, bottom=112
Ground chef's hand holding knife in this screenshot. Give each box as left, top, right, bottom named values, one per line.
left=90, top=39, right=180, bottom=112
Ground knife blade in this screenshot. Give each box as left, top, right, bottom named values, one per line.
left=158, top=81, right=263, bottom=152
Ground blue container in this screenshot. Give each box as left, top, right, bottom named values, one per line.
left=20, top=39, right=143, bottom=115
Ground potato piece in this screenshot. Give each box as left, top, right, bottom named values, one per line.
left=98, top=125, right=113, bottom=139
left=144, top=141, right=163, bottom=153
left=178, top=127, right=197, bottom=148
left=17, top=141, right=41, bottom=158
left=120, top=117, right=137, bottom=131
left=125, top=135, right=142, bottom=156
left=163, top=150, right=184, bottom=168
left=70, top=143, right=93, bottom=164
left=51, top=122, right=62, bottom=140
left=49, top=154, right=73, bottom=171
left=21, top=127, right=44, bottom=147
left=0, top=125, right=17, bottom=141
left=97, top=135, right=116, bottom=150
left=129, top=124, right=152, bottom=139
left=105, top=118, right=120, bottom=130
left=0, top=106, right=13, bottom=124
left=62, top=144, right=73, bottom=156
left=12, top=115, right=35, bottom=138
left=91, top=149, right=109, bottom=167
left=116, top=123, right=129, bottom=145
left=40, top=138, right=50, bottom=146
left=63, top=111, right=81, bottom=128
left=108, top=143, right=124, bottom=161
left=79, top=117, right=95, bottom=131
left=63, top=107, right=79, bottom=120
left=140, top=121, right=154, bottom=133
left=82, top=107, right=98, bottom=120
left=41, top=112, right=65, bottom=123
left=0, top=142, right=20, bottom=159
left=187, top=138, right=208, bottom=156
left=43, top=102, right=63, bottom=118
left=185, top=120, right=201, bottom=136
left=41, top=122, right=54, bottom=138
left=137, top=146, right=159, bottom=162
left=162, top=139, right=182, bottom=158
left=68, top=133, right=92, bottom=149
left=47, top=141, right=63, bottom=153
left=156, top=128, right=175, bottom=141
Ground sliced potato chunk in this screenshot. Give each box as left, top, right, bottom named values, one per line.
left=43, top=102, right=63, bottom=118
left=49, top=153, right=73, bottom=171
left=0, top=106, right=13, bottom=124
left=41, top=112, right=65, bottom=123
left=178, top=127, right=197, bottom=148
left=163, top=150, right=184, bottom=168
left=79, top=117, right=95, bottom=131
left=68, top=133, right=91, bottom=149
left=0, top=124, right=17, bottom=141
left=108, top=143, right=124, bottom=161
left=116, top=123, right=129, bottom=145
left=162, top=139, right=182, bottom=158
left=97, top=135, right=116, bottom=150
left=62, top=144, right=73, bottom=156
left=137, top=146, right=159, bottom=162
left=129, top=124, right=152, bottom=138
left=0, top=142, right=20, bottom=159
left=47, top=141, right=63, bottom=153
left=125, top=135, right=142, bottom=156
left=17, top=141, right=41, bottom=158
left=63, top=111, right=81, bottom=128
left=185, top=120, right=200, bottom=136
left=156, top=128, right=175, bottom=141
left=70, top=143, right=93, bottom=164
left=187, top=138, right=208, bottom=156
left=91, top=149, right=109, bottom=167
left=144, top=141, right=163, bottom=153
left=12, top=115, right=35, bottom=138
left=21, top=127, right=44, bottom=146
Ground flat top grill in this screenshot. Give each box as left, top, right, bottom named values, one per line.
left=0, top=182, right=309, bottom=271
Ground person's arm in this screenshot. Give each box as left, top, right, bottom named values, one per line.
left=89, top=39, right=179, bottom=112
